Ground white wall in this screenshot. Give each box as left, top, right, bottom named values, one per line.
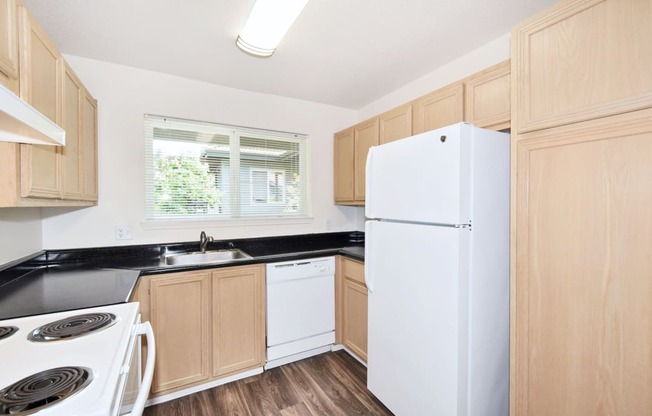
left=41, top=56, right=360, bottom=249
left=0, top=208, right=43, bottom=265
left=8, top=33, right=509, bottom=253
left=357, top=33, right=511, bottom=120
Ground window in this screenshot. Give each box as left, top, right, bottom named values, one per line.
left=144, top=115, right=309, bottom=221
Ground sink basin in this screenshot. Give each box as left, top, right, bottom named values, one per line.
left=162, top=249, right=252, bottom=266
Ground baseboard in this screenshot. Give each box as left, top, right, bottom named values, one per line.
left=145, top=367, right=264, bottom=407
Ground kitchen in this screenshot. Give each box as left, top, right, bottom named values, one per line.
left=1, top=0, right=651, bottom=415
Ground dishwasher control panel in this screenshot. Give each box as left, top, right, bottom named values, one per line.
left=266, top=256, right=335, bottom=282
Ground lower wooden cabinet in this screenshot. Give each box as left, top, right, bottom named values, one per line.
left=336, top=256, right=368, bottom=362
left=212, top=265, right=265, bottom=377
left=140, top=264, right=266, bottom=396
left=149, top=271, right=211, bottom=393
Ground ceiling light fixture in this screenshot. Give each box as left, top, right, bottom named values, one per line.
left=236, top=0, right=310, bottom=58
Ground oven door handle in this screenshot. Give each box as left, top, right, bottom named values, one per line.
left=126, top=321, right=156, bottom=416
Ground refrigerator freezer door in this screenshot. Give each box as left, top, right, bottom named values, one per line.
left=365, top=220, right=470, bottom=416
left=365, top=123, right=472, bottom=225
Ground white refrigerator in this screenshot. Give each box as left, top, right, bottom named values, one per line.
left=364, top=123, right=510, bottom=416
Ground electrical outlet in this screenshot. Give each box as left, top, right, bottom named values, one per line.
left=115, top=225, right=132, bottom=240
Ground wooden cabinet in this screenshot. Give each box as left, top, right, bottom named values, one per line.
left=513, top=0, right=652, bottom=133
left=149, top=271, right=211, bottom=394
left=62, top=62, right=83, bottom=199
left=333, top=63, right=512, bottom=204
left=464, top=60, right=510, bottom=130
left=334, top=118, right=378, bottom=205
left=142, top=264, right=266, bottom=397
left=353, top=118, right=378, bottom=202
left=511, top=1, right=652, bottom=414
left=81, top=91, right=98, bottom=201
left=18, top=5, right=63, bottom=199
left=0, top=5, right=97, bottom=207
left=0, top=0, right=18, bottom=93
left=333, top=127, right=354, bottom=203
left=511, top=109, right=652, bottom=416
left=412, top=82, right=464, bottom=134
left=212, top=265, right=265, bottom=377
left=379, top=103, right=412, bottom=144
left=336, top=256, right=368, bottom=362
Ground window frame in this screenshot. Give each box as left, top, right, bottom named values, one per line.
left=144, top=115, right=311, bottom=224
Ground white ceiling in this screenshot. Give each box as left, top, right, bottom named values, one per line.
left=22, top=0, right=556, bottom=109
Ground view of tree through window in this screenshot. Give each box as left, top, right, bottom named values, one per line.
left=144, top=115, right=309, bottom=220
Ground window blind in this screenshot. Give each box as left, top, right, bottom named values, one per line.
left=144, top=115, right=310, bottom=221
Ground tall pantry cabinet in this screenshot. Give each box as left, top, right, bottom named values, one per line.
left=510, top=0, right=652, bottom=415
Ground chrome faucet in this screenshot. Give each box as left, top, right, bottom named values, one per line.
left=199, top=231, right=214, bottom=253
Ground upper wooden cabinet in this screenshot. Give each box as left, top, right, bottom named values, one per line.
left=333, top=62, right=513, bottom=206
left=62, top=62, right=83, bottom=200
left=379, top=103, right=412, bottom=144
left=512, top=0, right=652, bottom=133
left=0, top=0, right=18, bottom=93
left=0, top=4, right=98, bottom=207
left=464, top=60, right=510, bottom=131
left=353, top=118, right=378, bottom=201
left=81, top=90, right=98, bottom=201
left=334, top=118, right=379, bottom=206
left=412, top=82, right=464, bottom=134
left=333, top=127, right=354, bottom=203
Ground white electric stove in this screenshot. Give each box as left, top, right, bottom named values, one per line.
left=0, top=302, right=155, bottom=416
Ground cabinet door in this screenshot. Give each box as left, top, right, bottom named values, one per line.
left=465, top=60, right=510, bottom=130
left=353, top=118, right=378, bottom=202
left=412, top=82, right=464, bottom=134
left=212, top=265, right=265, bottom=377
left=379, top=103, right=412, bottom=144
left=81, top=91, right=98, bottom=201
left=513, top=0, right=652, bottom=133
left=18, top=6, right=62, bottom=199
left=150, top=271, right=211, bottom=394
left=0, top=0, right=18, bottom=93
left=343, top=278, right=368, bottom=362
left=62, top=63, right=83, bottom=199
left=333, top=128, right=354, bottom=204
left=511, top=109, right=652, bottom=415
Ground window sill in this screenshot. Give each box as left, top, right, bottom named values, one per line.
left=141, top=216, right=314, bottom=230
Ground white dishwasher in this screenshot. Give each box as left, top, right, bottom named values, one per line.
left=265, top=256, right=335, bottom=369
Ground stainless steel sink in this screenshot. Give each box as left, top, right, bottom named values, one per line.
left=162, top=249, right=252, bottom=266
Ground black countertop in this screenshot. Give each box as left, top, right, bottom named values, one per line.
left=0, top=231, right=364, bottom=319
left=0, top=266, right=140, bottom=320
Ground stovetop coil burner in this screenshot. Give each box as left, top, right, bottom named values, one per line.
left=0, top=327, right=18, bottom=341
left=0, top=366, right=93, bottom=415
left=28, top=313, right=117, bottom=342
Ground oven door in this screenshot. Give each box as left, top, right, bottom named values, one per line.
left=116, top=315, right=156, bottom=416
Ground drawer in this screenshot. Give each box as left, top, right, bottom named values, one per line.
left=342, top=258, right=365, bottom=285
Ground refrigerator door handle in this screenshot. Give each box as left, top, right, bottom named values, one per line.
left=364, top=221, right=374, bottom=293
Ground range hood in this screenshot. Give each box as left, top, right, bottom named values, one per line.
left=0, top=83, right=65, bottom=146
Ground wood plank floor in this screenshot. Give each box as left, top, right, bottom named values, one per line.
left=143, top=350, right=394, bottom=416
